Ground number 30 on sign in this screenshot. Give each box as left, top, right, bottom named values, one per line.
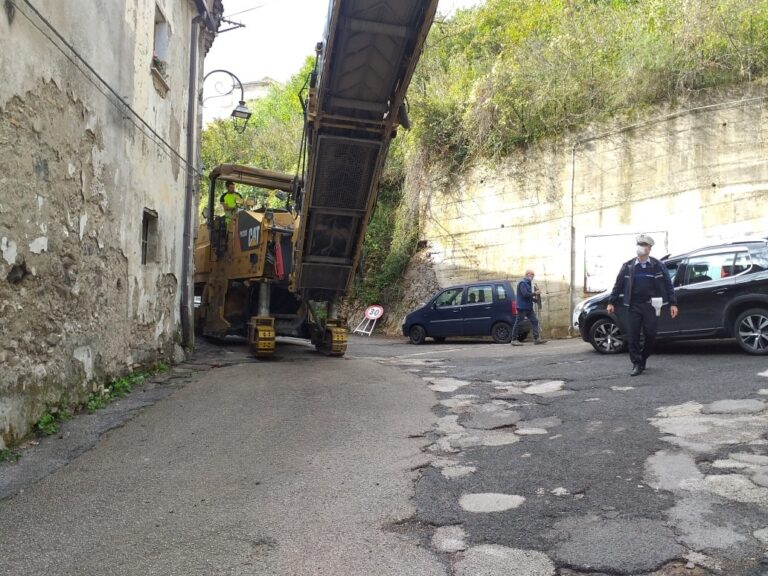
left=364, top=305, right=384, bottom=320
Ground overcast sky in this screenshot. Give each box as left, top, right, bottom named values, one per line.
left=203, top=0, right=485, bottom=122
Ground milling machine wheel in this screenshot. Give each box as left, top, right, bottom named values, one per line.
left=316, top=325, right=347, bottom=357
left=249, top=316, right=276, bottom=358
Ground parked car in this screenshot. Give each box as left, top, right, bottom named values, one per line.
left=574, top=239, right=768, bottom=355
left=402, top=280, right=532, bottom=344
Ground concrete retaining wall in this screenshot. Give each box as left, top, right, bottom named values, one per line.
left=416, top=84, right=768, bottom=337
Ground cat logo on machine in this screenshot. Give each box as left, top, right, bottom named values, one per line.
left=247, top=225, right=260, bottom=247
left=238, top=212, right=262, bottom=252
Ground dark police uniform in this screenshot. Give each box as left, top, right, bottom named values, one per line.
left=608, top=255, right=676, bottom=372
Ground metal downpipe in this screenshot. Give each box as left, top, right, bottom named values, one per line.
left=181, top=16, right=201, bottom=350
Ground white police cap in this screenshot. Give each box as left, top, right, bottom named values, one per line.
left=636, top=234, right=655, bottom=246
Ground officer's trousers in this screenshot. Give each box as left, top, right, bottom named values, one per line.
left=627, top=302, right=657, bottom=365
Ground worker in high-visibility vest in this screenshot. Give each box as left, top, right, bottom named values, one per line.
left=219, top=180, right=243, bottom=213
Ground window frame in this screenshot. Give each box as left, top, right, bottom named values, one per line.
left=151, top=3, right=171, bottom=94
left=464, top=284, right=493, bottom=306
left=664, top=259, right=683, bottom=287
left=433, top=287, right=463, bottom=308
left=141, top=208, right=159, bottom=265
left=680, top=251, right=740, bottom=286
left=153, top=4, right=170, bottom=65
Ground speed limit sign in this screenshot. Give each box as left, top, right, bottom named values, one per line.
left=354, top=305, right=384, bottom=336
left=364, top=305, right=384, bottom=320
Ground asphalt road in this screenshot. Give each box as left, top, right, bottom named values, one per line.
left=2, top=335, right=768, bottom=575
left=352, top=335, right=768, bottom=576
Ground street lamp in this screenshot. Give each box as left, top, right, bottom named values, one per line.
left=203, top=69, right=252, bottom=133
left=230, top=100, right=251, bottom=133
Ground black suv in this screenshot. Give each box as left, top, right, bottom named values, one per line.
left=574, top=240, right=768, bottom=355
left=402, top=280, right=532, bottom=344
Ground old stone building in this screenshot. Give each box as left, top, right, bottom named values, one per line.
left=0, top=0, right=223, bottom=448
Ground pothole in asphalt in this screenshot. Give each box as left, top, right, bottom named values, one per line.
left=425, top=377, right=472, bottom=393
left=431, top=525, right=467, bottom=553
left=430, top=457, right=478, bottom=479
left=516, top=427, right=549, bottom=435
left=455, top=545, right=555, bottom=576
left=650, top=400, right=768, bottom=450
left=701, top=399, right=766, bottom=414
left=382, top=516, right=439, bottom=549
left=552, top=516, right=684, bottom=575
left=424, top=378, right=569, bottom=460
left=523, top=380, right=566, bottom=395
left=459, top=408, right=522, bottom=430
left=459, top=493, right=525, bottom=512
left=645, top=395, right=768, bottom=564
left=558, top=561, right=714, bottom=576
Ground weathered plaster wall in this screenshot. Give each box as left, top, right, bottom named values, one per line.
left=0, top=0, right=202, bottom=448
left=416, top=84, right=768, bottom=336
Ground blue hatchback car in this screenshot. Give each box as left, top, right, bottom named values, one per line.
left=402, top=280, right=531, bottom=344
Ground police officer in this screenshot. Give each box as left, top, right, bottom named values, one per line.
left=607, top=234, right=678, bottom=376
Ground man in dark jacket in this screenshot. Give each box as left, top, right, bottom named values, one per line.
left=607, top=234, right=678, bottom=376
left=510, top=269, right=547, bottom=346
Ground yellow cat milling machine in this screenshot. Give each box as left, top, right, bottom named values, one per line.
left=194, top=0, right=438, bottom=357
left=194, top=165, right=302, bottom=357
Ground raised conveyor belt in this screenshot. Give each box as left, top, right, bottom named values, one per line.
left=292, top=0, right=439, bottom=300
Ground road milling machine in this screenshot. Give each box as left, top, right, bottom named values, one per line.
left=193, top=165, right=307, bottom=357
left=193, top=0, right=439, bottom=357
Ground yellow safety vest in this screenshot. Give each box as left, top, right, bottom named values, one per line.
left=222, top=192, right=241, bottom=210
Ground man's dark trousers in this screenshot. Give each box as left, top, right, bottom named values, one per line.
left=511, top=308, right=540, bottom=340
left=627, top=302, right=657, bottom=366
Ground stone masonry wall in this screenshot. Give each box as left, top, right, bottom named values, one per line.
left=0, top=1, right=200, bottom=448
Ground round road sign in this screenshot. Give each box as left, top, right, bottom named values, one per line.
left=364, top=305, right=384, bottom=320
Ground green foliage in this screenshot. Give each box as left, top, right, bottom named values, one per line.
left=86, top=372, right=148, bottom=413
left=200, top=58, right=314, bottom=214
left=86, top=394, right=110, bottom=413
left=34, top=406, right=73, bottom=437
left=35, top=412, right=59, bottom=436
left=351, top=152, right=419, bottom=305
left=411, top=0, right=768, bottom=163
left=0, top=449, right=21, bottom=463
left=10, top=364, right=171, bottom=462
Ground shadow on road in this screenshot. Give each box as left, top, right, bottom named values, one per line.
left=654, top=338, right=744, bottom=356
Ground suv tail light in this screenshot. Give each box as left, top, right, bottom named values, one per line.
left=511, top=300, right=518, bottom=315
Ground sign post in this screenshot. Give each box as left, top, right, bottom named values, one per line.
left=352, top=305, right=384, bottom=336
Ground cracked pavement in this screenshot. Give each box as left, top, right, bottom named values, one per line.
left=2, top=335, right=768, bottom=575
left=361, top=336, right=768, bottom=575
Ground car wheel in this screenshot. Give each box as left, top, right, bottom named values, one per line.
left=734, top=308, right=768, bottom=355
left=588, top=317, right=626, bottom=354
left=518, top=331, right=530, bottom=342
left=491, top=322, right=513, bottom=343
left=433, top=336, right=446, bottom=343
left=409, top=325, right=427, bottom=345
